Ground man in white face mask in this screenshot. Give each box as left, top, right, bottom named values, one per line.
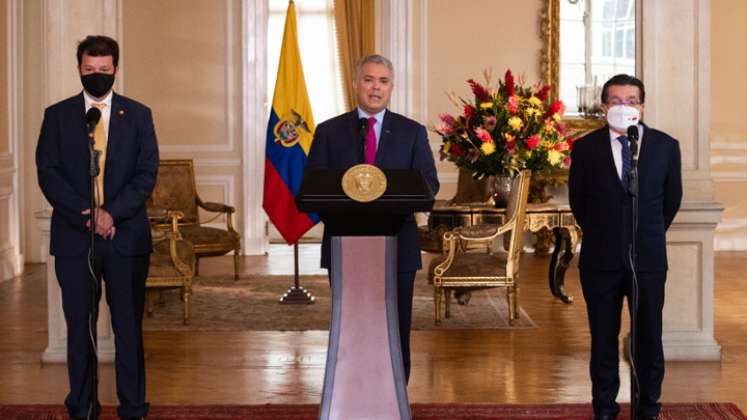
left=568, top=74, right=682, bottom=420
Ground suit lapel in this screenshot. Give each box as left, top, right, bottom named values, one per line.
left=107, top=93, right=125, bottom=160
left=67, top=93, right=89, bottom=156
left=374, top=110, right=393, bottom=167
left=345, top=110, right=364, bottom=164
left=636, top=123, right=652, bottom=179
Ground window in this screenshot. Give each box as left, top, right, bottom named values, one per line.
left=560, top=0, right=636, bottom=115
left=267, top=0, right=346, bottom=125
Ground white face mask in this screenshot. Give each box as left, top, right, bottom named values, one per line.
left=606, top=105, right=640, bottom=132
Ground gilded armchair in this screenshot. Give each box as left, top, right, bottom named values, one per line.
left=147, top=159, right=241, bottom=279
left=146, top=210, right=195, bottom=324
left=430, top=169, right=532, bottom=325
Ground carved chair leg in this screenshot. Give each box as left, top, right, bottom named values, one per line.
left=434, top=286, right=442, bottom=325
left=183, top=283, right=191, bottom=325
left=233, top=248, right=240, bottom=280
left=507, top=285, right=518, bottom=325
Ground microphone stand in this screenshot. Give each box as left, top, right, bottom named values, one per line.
left=87, top=129, right=102, bottom=420
left=358, top=118, right=368, bottom=164
left=628, top=138, right=640, bottom=420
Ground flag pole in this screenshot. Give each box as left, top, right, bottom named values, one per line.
left=280, top=242, right=315, bottom=304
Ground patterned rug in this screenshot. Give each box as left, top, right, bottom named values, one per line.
left=1, top=403, right=745, bottom=419
left=142, top=274, right=535, bottom=331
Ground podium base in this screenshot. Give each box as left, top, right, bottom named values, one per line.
left=279, top=286, right=315, bottom=304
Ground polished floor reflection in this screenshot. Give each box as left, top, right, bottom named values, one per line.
left=0, top=247, right=745, bottom=412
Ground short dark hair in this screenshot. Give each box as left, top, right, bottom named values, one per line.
left=601, top=74, right=645, bottom=104
left=76, top=35, right=119, bottom=67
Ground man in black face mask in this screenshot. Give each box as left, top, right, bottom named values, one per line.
left=36, top=35, right=158, bottom=420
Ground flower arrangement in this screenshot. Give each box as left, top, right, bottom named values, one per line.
left=436, top=70, right=575, bottom=178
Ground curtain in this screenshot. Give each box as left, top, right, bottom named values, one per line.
left=333, top=0, right=376, bottom=110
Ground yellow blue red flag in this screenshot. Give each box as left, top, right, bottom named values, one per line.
left=263, top=0, right=319, bottom=244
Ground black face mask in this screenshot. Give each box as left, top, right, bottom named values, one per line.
left=80, top=72, right=115, bottom=98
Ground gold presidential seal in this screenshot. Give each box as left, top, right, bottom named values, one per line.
left=341, top=164, right=387, bottom=203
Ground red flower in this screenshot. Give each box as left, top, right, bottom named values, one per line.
left=451, top=144, right=464, bottom=157
left=526, top=134, right=540, bottom=150
left=504, top=70, right=515, bottom=97
left=547, top=100, right=564, bottom=117
left=505, top=141, right=517, bottom=153
left=464, top=104, right=476, bottom=120
left=467, top=79, right=490, bottom=102
left=537, top=85, right=550, bottom=101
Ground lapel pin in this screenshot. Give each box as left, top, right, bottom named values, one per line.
left=118, top=109, right=125, bottom=116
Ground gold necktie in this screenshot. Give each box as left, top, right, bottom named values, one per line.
left=92, top=103, right=107, bottom=206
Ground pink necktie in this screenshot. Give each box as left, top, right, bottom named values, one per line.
left=365, top=116, right=377, bottom=165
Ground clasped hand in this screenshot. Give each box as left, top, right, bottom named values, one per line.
left=82, top=208, right=116, bottom=239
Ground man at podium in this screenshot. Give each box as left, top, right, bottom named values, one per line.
left=307, top=54, right=439, bottom=381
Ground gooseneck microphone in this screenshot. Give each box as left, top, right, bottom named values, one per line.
left=628, top=125, right=640, bottom=162
left=86, top=107, right=102, bottom=140
left=358, top=117, right=369, bottom=164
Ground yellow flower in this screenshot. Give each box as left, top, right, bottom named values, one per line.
left=481, top=141, right=496, bottom=156
left=548, top=150, right=563, bottom=165
left=504, top=133, right=515, bottom=142
left=508, top=116, right=523, bottom=131
left=480, top=102, right=493, bottom=109
left=443, top=141, right=451, bottom=153
left=553, top=112, right=561, bottom=122
left=526, top=108, right=542, bottom=118
left=528, top=96, right=542, bottom=107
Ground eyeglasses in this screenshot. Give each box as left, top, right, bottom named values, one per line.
left=607, top=99, right=642, bottom=106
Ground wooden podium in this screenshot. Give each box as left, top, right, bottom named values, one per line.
left=297, top=168, right=434, bottom=420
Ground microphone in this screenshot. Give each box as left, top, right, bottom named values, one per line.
left=86, top=107, right=102, bottom=140
left=627, top=125, right=639, bottom=162
left=358, top=117, right=369, bottom=163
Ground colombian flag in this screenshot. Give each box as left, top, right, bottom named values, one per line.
left=263, top=1, right=319, bottom=244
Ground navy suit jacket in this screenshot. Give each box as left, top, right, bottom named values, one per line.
left=568, top=124, right=682, bottom=272
left=36, top=92, right=159, bottom=257
left=306, top=109, right=440, bottom=272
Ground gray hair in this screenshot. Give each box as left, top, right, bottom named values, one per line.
left=353, top=54, right=394, bottom=81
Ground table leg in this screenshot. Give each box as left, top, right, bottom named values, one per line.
left=549, top=226, right=577, bottom=304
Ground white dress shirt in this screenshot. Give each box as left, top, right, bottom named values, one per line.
left=608, top=124, right=644, bottom=181
left=83, top=90, right=113, bottom=141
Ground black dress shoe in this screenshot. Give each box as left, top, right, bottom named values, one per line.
left=594, top=416, right=617, bottom=420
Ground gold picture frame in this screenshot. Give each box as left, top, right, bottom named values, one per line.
left=540, top=0, right=606, bottom=134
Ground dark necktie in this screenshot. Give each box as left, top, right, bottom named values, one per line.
left=617, top=135, right=631, bottom=189
left=365, top=116, right=377, bottom=165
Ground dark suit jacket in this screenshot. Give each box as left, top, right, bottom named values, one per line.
left=306, top=109, right=440, bottom=271
left=36, top=92, right=159, bottom=257
left=568, top=124, right=682, bottom=272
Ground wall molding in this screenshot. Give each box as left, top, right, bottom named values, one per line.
left=159, top=0, right=237, bottom=154
left=4, top=0, right=23, bottom=277
left=195, top=174, right=236, bottom=209
left=715, top=217, right=747, bottom=250
left=241, top=0, right=269, bottom=255
left=711, top=141, right=747, bottom=150
left=193, top=158, right=242, bottom=168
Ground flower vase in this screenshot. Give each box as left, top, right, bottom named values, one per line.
left=488, top=175, right=513, bottom=208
